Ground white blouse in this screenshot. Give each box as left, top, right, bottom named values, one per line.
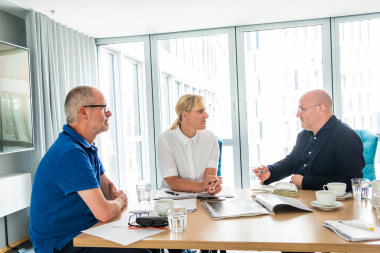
left=157, top=126, right=219, bottom=185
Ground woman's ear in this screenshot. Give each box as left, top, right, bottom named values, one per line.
left=181, top=111, right=187, bottom=122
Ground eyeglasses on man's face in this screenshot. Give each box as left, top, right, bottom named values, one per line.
left=83, top=104, right=110, bottom=113
left=297, top=104, right=320, bottom=113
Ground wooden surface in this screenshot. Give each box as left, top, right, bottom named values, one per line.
left=0, top=235, right=29, bottom=253
left=74, top=189, right=380, bottom=252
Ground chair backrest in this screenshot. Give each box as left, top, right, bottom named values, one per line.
left=217, top=137, right=222, bottom=177
left=355, top=129, right=378, bottom=181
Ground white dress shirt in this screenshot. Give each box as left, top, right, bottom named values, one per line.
left=157, top=126, right=219, bottom=185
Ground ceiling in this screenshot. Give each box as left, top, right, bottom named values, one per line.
left=4, top=0, right=380, bottom=38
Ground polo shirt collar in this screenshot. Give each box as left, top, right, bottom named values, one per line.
left=175, top=126, right=199, bottom=145
left=308, top=115, right=337, bottom=137
left=63, top=124, right=92, bottom=148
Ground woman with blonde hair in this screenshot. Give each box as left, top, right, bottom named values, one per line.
left=157, top=94, right=222, bottom=194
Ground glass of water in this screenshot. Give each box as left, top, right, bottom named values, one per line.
left=167, top=204, right=187, bottom=232
left=351, top=178, right=370, bottom=200
left=374, top=193, right=380, bottom=219
left=136, top=181, right=151, bottom=202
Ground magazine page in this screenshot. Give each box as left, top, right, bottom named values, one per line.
left=255, top=194, right=312, bottom=212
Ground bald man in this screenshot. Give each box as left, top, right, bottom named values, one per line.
left=253, top=89, right=364, bottom=191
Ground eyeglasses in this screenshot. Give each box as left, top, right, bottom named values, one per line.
left=297, top=104, right=320, bottom=113
left=83, top=104, right=109, bottom=112
left=128, top=212, right=150, bottom=227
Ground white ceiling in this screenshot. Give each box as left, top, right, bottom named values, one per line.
left=5, top=0, right=380, bottom=38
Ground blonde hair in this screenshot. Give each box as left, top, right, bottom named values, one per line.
left=170, top=94, right=205, bottom=130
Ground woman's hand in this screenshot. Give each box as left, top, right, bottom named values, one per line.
left=202, top=175, right=223, bottom=194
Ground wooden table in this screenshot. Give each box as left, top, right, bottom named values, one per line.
left=74, top=189, right=380, bottom=252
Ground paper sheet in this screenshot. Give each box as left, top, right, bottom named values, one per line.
left=81, top=215, right=164, bottom=246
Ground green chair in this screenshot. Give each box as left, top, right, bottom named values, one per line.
left=355, top=130, right=378, bottom=181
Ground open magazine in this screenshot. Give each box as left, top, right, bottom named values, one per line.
left=203, top=193, right=312, bottom=219
left=251, top=182, right=298, bottom=197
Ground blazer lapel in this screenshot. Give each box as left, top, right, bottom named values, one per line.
left=308, top=128, right=333, bottom=171
left=294, top=132, right=309, bottom=165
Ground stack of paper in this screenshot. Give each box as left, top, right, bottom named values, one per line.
left=323, top=220, right=380, bottom=241
left=130, top=199, right=197, bottom=213
left=156, top=187, right=234, bottom=200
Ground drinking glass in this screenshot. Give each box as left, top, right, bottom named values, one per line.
left=374, top=193, right=380, bottom=219
left=136, top=181, right=151, bottom=202
left=351, top=178, right=370, bottom=200
left=167, top=204, right=187, bottom=232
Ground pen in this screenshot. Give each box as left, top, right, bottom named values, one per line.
left=258, top=170, right=265, bottom=173
left=165, top=191, right=179, bottom=196
left=337, top=220, right=374, bottom=231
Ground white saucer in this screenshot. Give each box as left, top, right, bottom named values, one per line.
left=336, top=192, right=352, bottom=200
left=309, top=200, right=343, bottom=210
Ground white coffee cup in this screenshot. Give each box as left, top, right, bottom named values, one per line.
left=316, top=190, right=336, bottom=206
left=323, top=182, right=346, bottom=197
left=154, top=199, right=174, bottom=216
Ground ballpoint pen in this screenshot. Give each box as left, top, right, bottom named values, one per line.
left=337, top=220, right=375, bottom=231
left=165, top=191, right=179, bottom=196
left=258, top=170, right=265, bottom=173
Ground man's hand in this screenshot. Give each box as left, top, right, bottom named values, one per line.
left=253, top=165, right=270, bottom=185
left=291, top=174, right=303, bottom=188
left=202, top=175, right=222, bottom=194
left=109, top=182, right=128, bottom=208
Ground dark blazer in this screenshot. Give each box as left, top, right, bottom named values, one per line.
left=264, top=115, right=365, bottom=191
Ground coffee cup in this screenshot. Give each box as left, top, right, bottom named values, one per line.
left=323, top=182, right=346, bottom=197
left=154, top=199, right=174, bottom=216
left=316, top=190, right=336, bottom=206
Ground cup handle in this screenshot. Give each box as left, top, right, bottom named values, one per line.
left=323, top=185, right=328, bottom=190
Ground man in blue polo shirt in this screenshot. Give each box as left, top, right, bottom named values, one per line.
left=253, top=89, right=364, bottom=192
left=30, top=86, right=151, bottom=253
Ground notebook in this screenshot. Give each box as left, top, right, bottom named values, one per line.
left=156, top=187, right=234, bottom=200
left=323, top=220, right=380, bottom=241
left=203, top=193, right=312, bottom=220
left=251, top=182, right=298, bottom=197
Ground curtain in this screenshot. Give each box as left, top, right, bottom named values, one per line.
left=25, top=10, right=98, bottom=176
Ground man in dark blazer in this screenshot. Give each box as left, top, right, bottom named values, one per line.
left=253, top=89, right=364, bottom=191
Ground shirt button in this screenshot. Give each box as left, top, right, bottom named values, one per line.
left=304, top=164, right=306, bottom=167
left=314, top=137, right=316, bottom=139
left=309, top=152, right=311, bottom=154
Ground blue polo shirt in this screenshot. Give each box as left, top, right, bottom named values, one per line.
left=29, top=125, right=105, bottom=253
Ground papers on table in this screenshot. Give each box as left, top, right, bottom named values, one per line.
left=156, top=187, right=234, bottom=200
left=323, top=219, right=380, bottom=242
left=81, top=215, right=164, bottom=246
left=130, top=199, right=197, bottom=213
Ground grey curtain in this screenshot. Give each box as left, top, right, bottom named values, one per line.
left=25, top=10, right=98, bottom=176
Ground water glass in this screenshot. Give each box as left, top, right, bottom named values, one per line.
left=351, top=178, right=370, bottom=200
left=167, top=204, right=187, bottom=232
left=374, top=193, right=380, bottom=219
left=136, top=181, right=151, bottom=202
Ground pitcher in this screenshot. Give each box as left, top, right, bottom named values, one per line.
left=366, top=180, right=380, bottom=208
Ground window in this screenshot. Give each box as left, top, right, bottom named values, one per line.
left=98, top=41, right=151, bottom=190
left=240, top=22, right=326, bottom=187
left=338, top=17, right=380, bottom=178
left=153, top=29, right=241, bottom=188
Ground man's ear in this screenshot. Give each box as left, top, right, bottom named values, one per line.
left=319, top=104, right=327, bottom=115
left=78, top=107, right=88, bottom=119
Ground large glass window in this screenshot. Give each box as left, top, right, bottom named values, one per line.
left=98, top=42, right=150, bottom=190
left=154, top=31, right=239, bottom=188
left=338, top=18, right=380, bottom=178
left=242, top=25, right=324, bottom=186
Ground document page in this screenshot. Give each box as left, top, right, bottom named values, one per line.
left=82, top=215, right=164, bottom=246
